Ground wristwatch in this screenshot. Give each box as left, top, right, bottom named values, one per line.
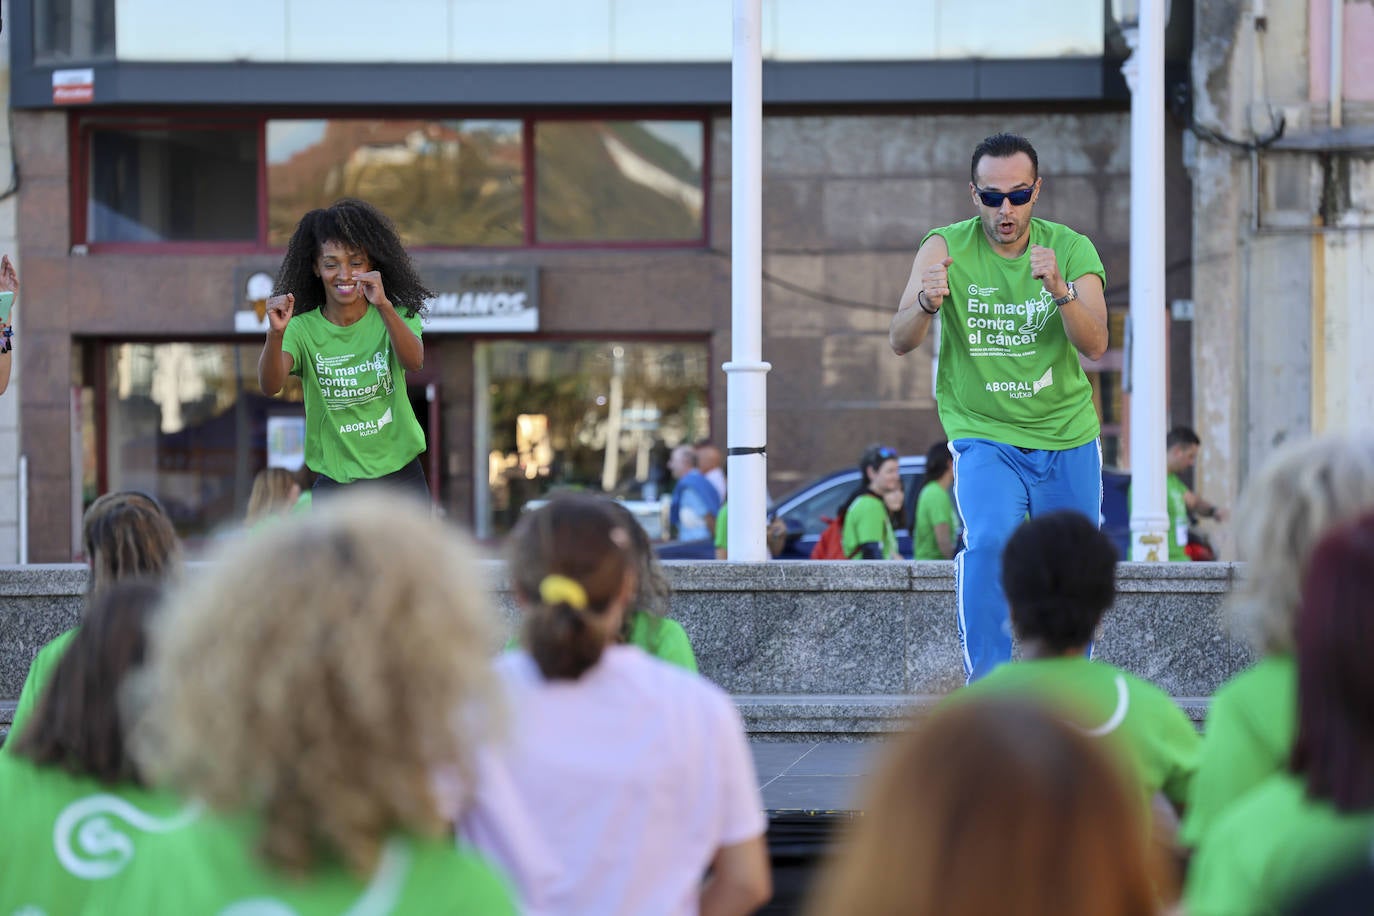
left=1052, top=282, right=1078, bottom=307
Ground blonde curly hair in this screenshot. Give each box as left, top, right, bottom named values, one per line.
left=127, top=493, right=501, bottom=877
left=1228, top=433, right=1374, bottom=655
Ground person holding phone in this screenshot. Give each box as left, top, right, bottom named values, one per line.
left=257, top=200, right=432, bottom=503
left=0, top=255, right=19, bottom=396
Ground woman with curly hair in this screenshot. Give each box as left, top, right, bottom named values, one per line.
left=118, top=494, right=514, bottom=912
left=4, top=490, right=181, bottom=752
left=258, top=198, right=433, bottom=503
left=604, top=499, right=699, bottom=671
left=460, top=494, right=770, bottom=916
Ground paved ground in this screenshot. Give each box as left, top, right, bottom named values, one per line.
left=751, top=740, right=888, bottom=812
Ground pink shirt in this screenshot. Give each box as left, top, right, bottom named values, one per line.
left=459, top=646, right=765, bottom=916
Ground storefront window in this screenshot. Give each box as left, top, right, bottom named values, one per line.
left=480, top=340, right=711, bottom=536
left=102, top=342, right=304, bottom=543
left=267, top=119, right=525, bottom=247
left=535, top=120, right=705, bottom=243
left=87, top=127, right=258, bottom=242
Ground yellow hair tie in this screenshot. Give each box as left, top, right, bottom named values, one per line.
left=539, top=574, right=588, bottom=611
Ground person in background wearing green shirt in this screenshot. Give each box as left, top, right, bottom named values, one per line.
left=607, top=500, right=700, bottom=672
left=1185, top=511, right=1374, bottom=916
left=1179, top=434, right=1374, bottom=851
left=259, top=199, right=433, bottom=505
left=119, top=494, right=516, bottom=914
left=4, top=490, right=181, bottom=753
left=891, top=133, right=1109, bottom=682
left=841, top=445, right=903, bottom=560
left=913, top=439, right=959, bottom=560
left=0, top=579, right=200, bottom=913
left=957, top=511, right=1199, bottom=822
left=1137, top=426, right=1230, bottom=562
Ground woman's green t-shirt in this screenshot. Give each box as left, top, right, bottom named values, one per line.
left=3, top=627, right=78, bottom=753
left=625, top=611, right=699, bottom=673
left=842, top=493, right=898, bottom=559
left=913, top=481, right=958, bottom=559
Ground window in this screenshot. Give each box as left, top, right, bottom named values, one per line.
left=33, top=0, right=116, bottom=62
left=78, top=114, right=707, bottom=249
left=535, top=120, right=705, bottom=243
left=99, top=342, right=304, bottom=542
left=86, top=127, right=257, bottom=242
left=267, top=119, right=525, bottom=246
left=479, top=340, right=711, bottom=536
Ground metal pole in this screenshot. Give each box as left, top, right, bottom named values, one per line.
left=1125, top=0, right=1170, bottom=561
left=725, top=0, right=770, bottom=560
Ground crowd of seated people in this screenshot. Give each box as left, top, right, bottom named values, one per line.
left=0, top=432, right=1370, bottom=915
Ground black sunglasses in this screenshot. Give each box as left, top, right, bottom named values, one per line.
left=974, top=185, right=1035, bottom=208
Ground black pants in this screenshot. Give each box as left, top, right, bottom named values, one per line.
left=311, top=457, right=431, bottom=506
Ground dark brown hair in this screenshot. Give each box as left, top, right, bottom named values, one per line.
left=1291, top=511, right=1374, bottom=810
left=82, top=490, right=181, bottom=597
left=806, top=699, right=1165, bottom=916
left=13, top=578, right=163, bottom=784
left=507, top=494, right=633, bottom=680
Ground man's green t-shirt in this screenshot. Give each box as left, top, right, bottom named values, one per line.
left=283, top=307, right=426, bottom=484
left=3, top=627, right=78, bottom=753
left=1167, top=472, right=1191, bottom=561
left=925, top=217, right=1105, bottom=450
left=955, top=656, right=1199, bottom=807
left=913, top=481, right=958, bottom=559
left=1179, top=654, right=1296, bottom=849
left=714, top=502, right=730, bottom=553
left=625, top=611, right=699, bottom=673
left=842, top=493, right=898, bottom=559
left=113, top=812, right=516, bottom=914
left=1184, top=772, right=1374, bottom=916
left=0, top=754, right=202, bottom=913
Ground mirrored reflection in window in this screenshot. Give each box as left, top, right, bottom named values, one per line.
left=102, top=343, right=304, bottom=542
left=535, top=120, right=705, bottom=244
left=267, top=119, right=525, bottom=247
left=87, top=128, right=258, bottom=242
left=482, top=340, right=711, bottom=536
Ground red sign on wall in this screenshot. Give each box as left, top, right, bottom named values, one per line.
left=53, top=69, right=94, bottom=105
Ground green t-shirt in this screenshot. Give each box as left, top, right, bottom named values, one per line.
left=3, top=627, right=78, bottom=753
left=842, top=493, right=898, bottom=560
left=1184, top=772, right=1374, bottom=916
left=625, top=611, right=699, bottom=673
left=925, top=217, right=1105, bottom=450
left=113, top=812, right=516, bottom=915
left=913, top=481, right=958, bottom=560
left=0, top=754, right=201, bottom=914
left=283, top=307, right=426, bottom=484
left=714, top=502, right=729, bottom=553
left=1167, top=472, right=1191, bottom=561
left=1179, top=654, right=1296, bottom=849
left=955, top=656, right=1200, bottom=807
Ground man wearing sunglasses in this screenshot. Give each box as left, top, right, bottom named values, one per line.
left=889, top=133, right=1109, bottom=683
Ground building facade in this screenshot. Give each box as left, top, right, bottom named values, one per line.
left=7, top=0, right=1195, bottom=561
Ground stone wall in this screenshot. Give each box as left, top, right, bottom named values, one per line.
left=2, top=561, right=1250, bottom=740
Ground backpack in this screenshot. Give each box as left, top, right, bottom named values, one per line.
left=810, top=511, right=852, bottom=560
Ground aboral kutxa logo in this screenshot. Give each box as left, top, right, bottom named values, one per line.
left=986, top=367, right=1054, bottom=400
left=340, top=407, right=394, bottom=438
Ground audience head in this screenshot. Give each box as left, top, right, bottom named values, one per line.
left=1290, top=511, right=1374, bottom=812
left=1166, top=426, right=1201, bottom=473
left=81, top=491, right=181, bottom=597
left=668, top=444, right=697, bottom=480
left=128, top=493, right=499, bottom=878
left=14, top=578, right=164, bottom=785
left=858, top=444, right=900, bottom=493
left=806, top=699, right=1162, bottom=916
left=694, top=439, right=723, bottom=475
left=246, top=467, right=301, bottom=522
left=923, top=440, right=952, bottom=486
left=506, top=494, right=635, bottom=681
left=1002, top=511, right=1117, bottom=653
left=1228, top=434, right=1374, bottom=654
left=603, top=500, right=671, bottom=627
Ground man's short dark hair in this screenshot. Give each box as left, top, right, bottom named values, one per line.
left=1167, top=426, right=1202, bottom=449
left=971, top=133, right=1039, bottom=185
left=1001, top=511, right=1117, bottom=651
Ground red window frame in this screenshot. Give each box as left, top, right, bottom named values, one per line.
left=70, top=108, right=713, bottom=255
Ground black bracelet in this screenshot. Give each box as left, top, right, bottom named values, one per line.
left=917, top=290, right=939, bottom=315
